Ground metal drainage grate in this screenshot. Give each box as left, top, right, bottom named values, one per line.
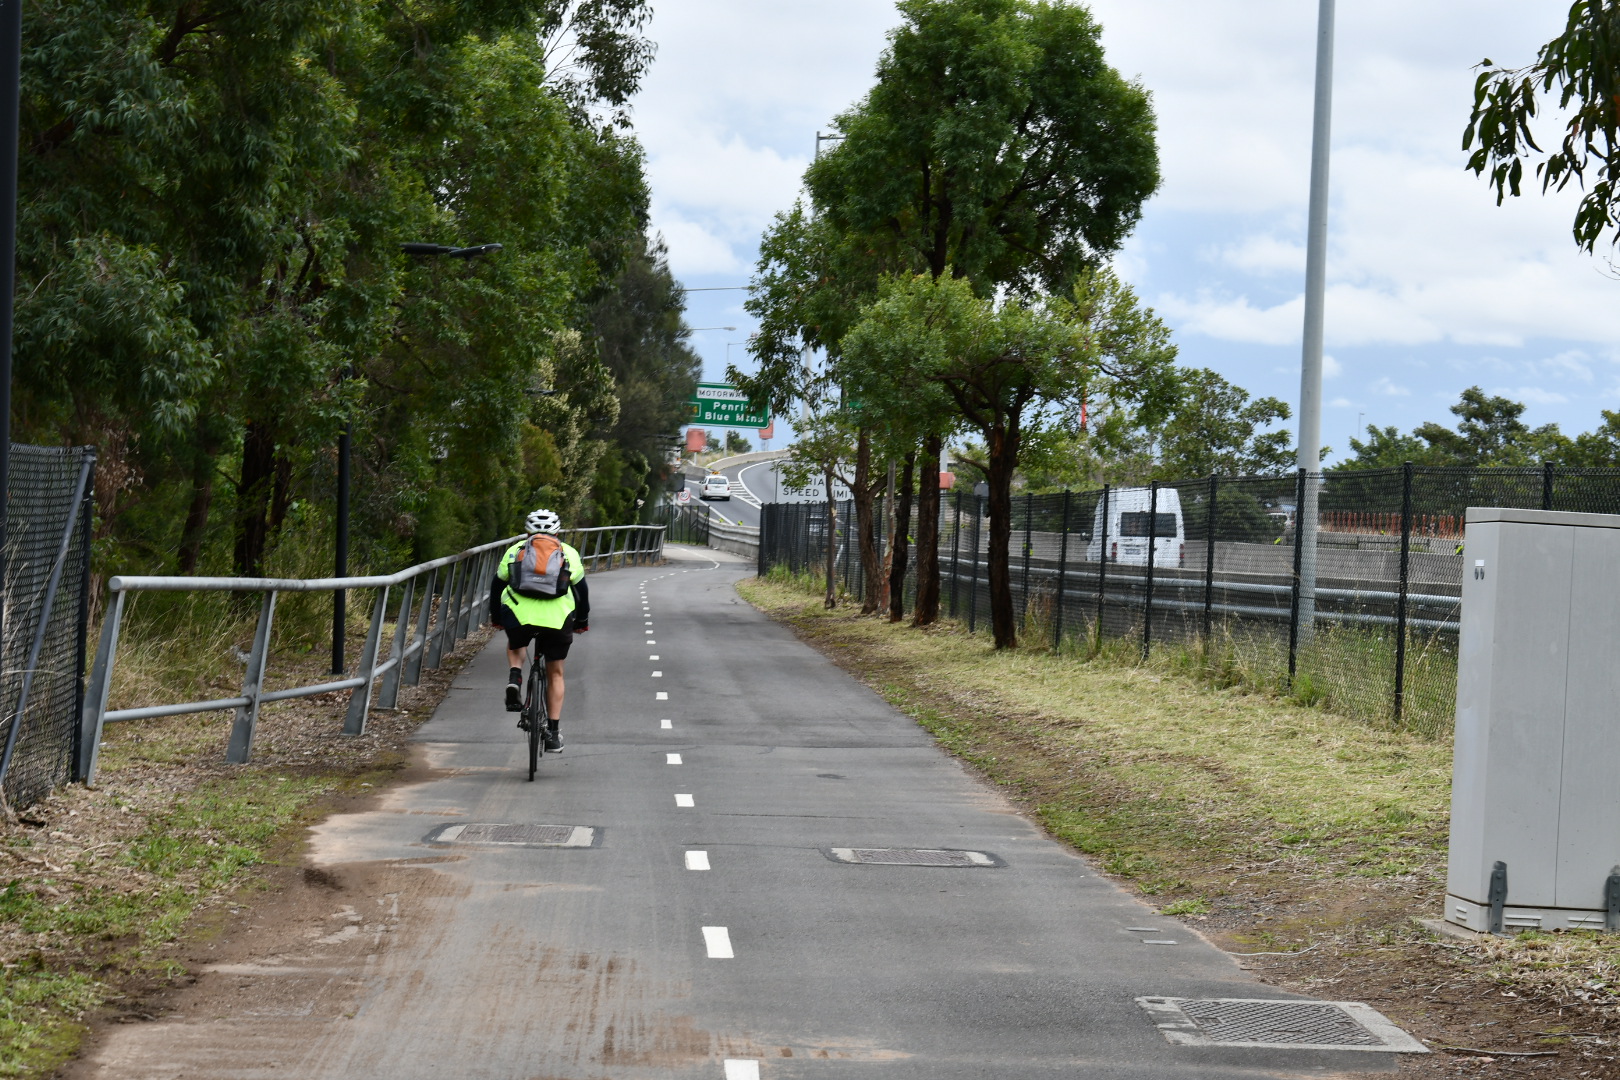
left=1136, top=997, right=1427, bottom=1054
left=825, top=847, right=1001, bottom=868
left=424, top=823, right=598, bottom=848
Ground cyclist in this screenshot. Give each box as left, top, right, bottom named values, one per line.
left=488, top=508, right=589, bottom=752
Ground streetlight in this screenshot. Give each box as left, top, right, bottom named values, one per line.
left=328, top=240, right=503, bottom=675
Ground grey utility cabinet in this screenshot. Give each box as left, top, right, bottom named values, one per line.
left=1448, top=506, right=1620, bottom=933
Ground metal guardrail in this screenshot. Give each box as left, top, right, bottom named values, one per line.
left=76, top=525, right=667, bottom=783
left=706, top=518, right=759, bottom=561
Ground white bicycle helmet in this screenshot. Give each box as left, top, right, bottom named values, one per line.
left=525, top=508, right=561, bottom=535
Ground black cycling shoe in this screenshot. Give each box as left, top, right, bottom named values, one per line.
left=505, top=682, right=521, bottom=713
left=542, top=724, right=563, bottom=753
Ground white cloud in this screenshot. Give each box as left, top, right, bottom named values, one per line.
left=652, top=219, right=747, bottom=278
left=1371, top=377, right=1411, bottom=397
left=1329, top=396, right=1354, bottom=407
left=1322, top=355, right=1343, bottom=378
left=1496, top=386, right=1569, bottom=406
left=1216, top=235, right=1306, bottom=275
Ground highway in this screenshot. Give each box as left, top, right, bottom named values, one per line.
left=681, top=458, right=785, bottom=530
left=76, top=544, right=1408, bottom=1078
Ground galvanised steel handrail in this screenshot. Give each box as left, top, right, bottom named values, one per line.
left=76, top=524, right=668, bottom=783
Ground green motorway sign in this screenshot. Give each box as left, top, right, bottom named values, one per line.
left=687, top=382, right=771, bottom=429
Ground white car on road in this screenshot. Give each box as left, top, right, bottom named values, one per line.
left=699, top=474, right=732, bottom=501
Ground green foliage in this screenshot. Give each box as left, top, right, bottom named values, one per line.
left=1334, top=385, right=1613, bottom=470
left=15, top=0, right=684, bottom=581
left=1465, top=2, right=1620, bottom=251
left=1154, top=369, right=1293, bottom=478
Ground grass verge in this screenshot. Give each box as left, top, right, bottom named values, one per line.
left=741, top=572, right=1620, bottom=1075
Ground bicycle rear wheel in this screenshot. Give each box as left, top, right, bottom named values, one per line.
left=524, top=661, right=544, bottom=781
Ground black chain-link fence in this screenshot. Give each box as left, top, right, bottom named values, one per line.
left=760, top=465, right=1620, bottom=738
left=0, top=445, right=96, bottom=808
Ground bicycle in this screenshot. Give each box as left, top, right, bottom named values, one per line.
left=518, top=651, right=549, bottom=781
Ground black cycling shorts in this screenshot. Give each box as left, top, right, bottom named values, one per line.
left=495, top=605, right=574, bottom=661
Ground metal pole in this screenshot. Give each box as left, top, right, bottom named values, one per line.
left=1142, top=481, right=1158, bottom=661
left=1096, top=484, right=1111, bottom=647
left=967, top=495, right=982, bottom=633
left=72, top=452, right=95, bottom=774
left=1394, top=461, right=1414, bottom=725
left=1294, top=0, right=1335, bottom=645
left=1203, top=474, right=1217, bottom=647
left=1541, top=461, right=1555, bottom=512
left=1053, top=489, right=1071, bottom=649
left=1021, top=492, right=1033, bottom=627
left=1288, top=468, right=1306, bottom=682
left=0, top=0, right=22, bottom=700
left=332, top=419, right=350, bottom=674
left=227, top=592, right=278, bottom=763
left=948, top=491, right=961, bottom=616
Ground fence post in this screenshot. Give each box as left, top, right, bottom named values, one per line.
left=403, top=567, right=436, bottom=686
left=1021, top=492, right=1033, bottom=625
left=967, top=495, right=983, bottom=633
left=1095, top=483, right=1110, bottom=649
left=1053, top=489, right=1071, bottom=649
left=1394, top=460, right=1414, bottom=725
left=757, top=508, right=768, bottom=577
left=948, top=491, right=962, bottom=617
left=1142, top=480, right=1159, bottom=661
left=76, top=589, right=127, bottom=784
left=343, top=586, right=391, bottom=736
left=1201, top=474, right=1218, bottom=653
left=226, top=591, right=278, bottom=764
left=71, top=451, right=95, bottom=777
left=377, top=576, right=417, bottom=709
left=1541, top=461, right=1555, bottom=511
left=1287, top=468, right=1306, bottom=683
left=426, top=560, right=457, bottom=670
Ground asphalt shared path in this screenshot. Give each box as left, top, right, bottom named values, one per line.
left=74, top=544, right=1403, bottom=1079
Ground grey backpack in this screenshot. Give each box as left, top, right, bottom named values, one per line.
left=509, top=535, right=572, bottom=600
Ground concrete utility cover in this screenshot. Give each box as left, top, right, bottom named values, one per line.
left=425, top=823, right=597, bottom=848
left=826, top=847, right=1000, bottom=867
left=1136, top=997, right=1427, bottom=1053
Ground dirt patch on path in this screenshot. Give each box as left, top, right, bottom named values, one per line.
left=740, top=577, right=1620, bottom=1079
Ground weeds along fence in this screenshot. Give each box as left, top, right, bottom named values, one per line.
left=759, top=464, right=1620, bottom=738
left=0, top=446, right=96, bottom=809
left=75, top=524, right=667, bottom=787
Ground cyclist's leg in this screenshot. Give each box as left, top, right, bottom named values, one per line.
left=545, top=658, right=565, bottom=722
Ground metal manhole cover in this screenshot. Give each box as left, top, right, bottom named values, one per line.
left=1136, top=997, right=1427, bottom=1053
left=825, top=847, right=1002, bottom=867
left=424, top=823, right=598, bottom=848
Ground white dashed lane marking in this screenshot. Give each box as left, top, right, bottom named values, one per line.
left=702, top=926, right=734, bottom=959
left=652, top=670, right=662, bottom=677
left=685, top=850, right=710, bottom=870
left=666, top=753, right=682, bottom=764
left=675, top=793, right=694, bottom=807
left=660, top=719, right=672, bottom=729
left=656, top=691, right=668, bottom=700
left=724, top=1061, right=760, bottom=1080
left=649, top=654, right=659, bottom=660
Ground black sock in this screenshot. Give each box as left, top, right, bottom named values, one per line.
left=508, top=667, right=521, bottom=684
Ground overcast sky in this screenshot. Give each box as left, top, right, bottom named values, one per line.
left=631, top=1, right=1607, bottom=458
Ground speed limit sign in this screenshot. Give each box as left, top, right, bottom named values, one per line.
left=677, top=489, right=691, bottom=504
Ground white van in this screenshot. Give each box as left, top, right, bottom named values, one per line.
left=1084, top=486, right=1184, bottom=567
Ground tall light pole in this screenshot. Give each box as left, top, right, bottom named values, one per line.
left=1295, top=0, right=1336, bottom=643
left=330, top=241, right=502, bottom=675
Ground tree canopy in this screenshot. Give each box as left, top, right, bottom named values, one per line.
left=16, top=0, right=693, bottom=588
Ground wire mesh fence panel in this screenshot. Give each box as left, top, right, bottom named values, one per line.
left=0, top=445, right=95, bottom=809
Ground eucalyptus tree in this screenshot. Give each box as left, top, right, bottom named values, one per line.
left=739, top=0, right=1159, bottom=623
left=1465, top=2, right=1620, bottom=252
left=843, top=269, right=1177, bottom=648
